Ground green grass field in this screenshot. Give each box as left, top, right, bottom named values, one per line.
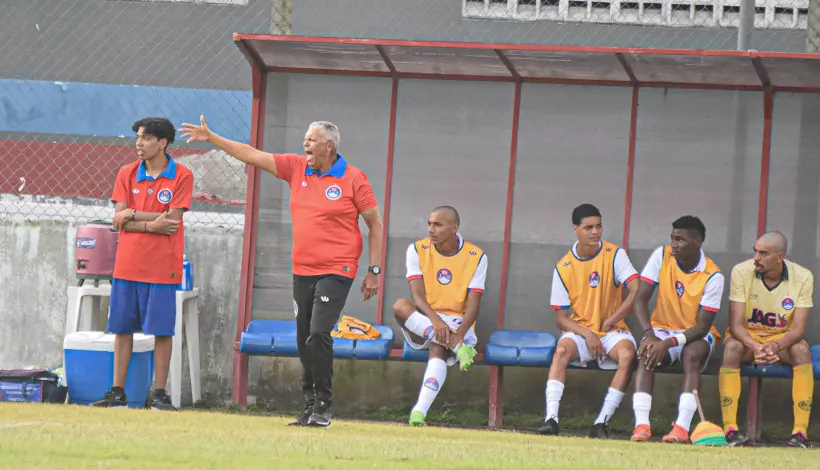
left=1, top=404, right=818, bottom=469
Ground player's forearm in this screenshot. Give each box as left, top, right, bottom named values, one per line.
left=730, top=324, right=759, bottom=349
left=634, top=303, right=653, bottom=335
left=410, top=292, right=438, bottom=319
left=555, top=314, right=593, bottom=337
left=774, top=330, right=805, bottom=349
left=207, top=131, right=270, bottom=169
left=457, top=309, right=479, bottom=336
left=122, top=220, right=154, bottom=233
left=607, top=300, right=634, bottom=326
left=130, top=211, right=164, bottom=222
left=367, top=221, right=383, bottom=268
left=682, top=314, right=715, bottom=343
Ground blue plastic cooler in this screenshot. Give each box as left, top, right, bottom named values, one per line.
left=63, top=331, right=155, bottom=408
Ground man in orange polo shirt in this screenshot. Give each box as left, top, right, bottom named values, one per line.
left=180, top=116, right=383, bottom=428
left=92, top=117, right=194, bottom=411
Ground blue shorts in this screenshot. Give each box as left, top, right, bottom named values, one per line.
left=108, top=278, right=177, bottom=336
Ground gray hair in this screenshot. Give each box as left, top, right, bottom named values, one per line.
left=309, top=121, right=340, bottom=152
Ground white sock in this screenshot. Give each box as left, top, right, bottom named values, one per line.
left=633, top=392, right=652, bottom=427
left=595, top=388, right=625, bottom=424
left=545, top=380, right=564, bottom=422
left=675, top=392, right=697, bottom=431
left=404, top=311, right=459, bottom=353
left=411, top=358, right=447, bottom=416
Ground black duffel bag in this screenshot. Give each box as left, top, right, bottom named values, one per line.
left=0, top=369, right=67, bottom=403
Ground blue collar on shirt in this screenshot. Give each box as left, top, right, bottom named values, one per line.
left=136, top=153, right=177, bottom=182
left=305, top=154, right=347, bottom=178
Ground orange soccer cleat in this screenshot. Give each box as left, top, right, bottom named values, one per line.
left=662, top=423, right=691, bottom=444
left=631, top=424, right=652, bottom=442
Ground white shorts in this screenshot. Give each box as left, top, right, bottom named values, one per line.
left=651, top=328, right=715, bottom=371
left=401, top=312, right=478, bottom=367
left=561, top=330, right=637, bottom=370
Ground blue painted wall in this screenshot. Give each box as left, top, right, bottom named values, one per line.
left=0, top=79, right=252, bottom=143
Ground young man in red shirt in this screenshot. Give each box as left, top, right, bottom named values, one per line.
left=92, top=117, right=194, bottom=410
left=180, top=116, right=383, bottom=428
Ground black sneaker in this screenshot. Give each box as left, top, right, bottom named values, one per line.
left=538, top=417, right=560, bottom=435
left=307, top=400, right=332, bottom=428
left=788, top=432, right=810, bottom=448
left=91, top=388, right=127, bottom=408
left=589, top=422, right=610, bottom=439
left=288, top=394, right=316, bottom=427
left=149, top=389, right=177, bottom=411
left=725, top=429, right=749, bottom=447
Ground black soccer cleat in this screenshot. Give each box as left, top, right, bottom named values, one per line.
left=589, top=422, right=610, bottom=439
left=725, top=429, right=749, bottom=447
left=307, top=400, right=332, bottom=428
left=91, top=388, right=127, bottom=408
left=149, top=389, right=178, bottom=411
left=788, top=432, right=810, bottom=448
left=538, top=417, right=560, bottom=436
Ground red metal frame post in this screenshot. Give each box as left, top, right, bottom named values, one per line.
left=376, top=77, right=399, bottom=326
left=231, top=66, right=267, bottom=407
left=747, top=88, right=773, bottom=444
left=489, top=80, right=522, bottom=429
left=622, top=87, right=640, bottom=250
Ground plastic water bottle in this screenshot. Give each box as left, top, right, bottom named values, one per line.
left=178, top=254, right=193, bottom=291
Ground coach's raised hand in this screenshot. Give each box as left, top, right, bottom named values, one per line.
left=179, top=115, right=211, bottom=143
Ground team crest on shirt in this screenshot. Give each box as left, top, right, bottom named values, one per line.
left=675, top=281, right=685, bottom=297
left=157, top=188, right=173, bottom=204
left=782, top=297, right=795, bottom=311
left=423, top=377, right=439, bottom=391
left=437, top=268, right=453, bottom=285
left=589, top=271, right=600, bottom=288
left=325, top=185, right=342, bottom=200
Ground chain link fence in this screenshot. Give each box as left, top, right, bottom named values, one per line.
left=1, top=0, right=819, bottom=228
left=0, top=0, right=272, bottom=229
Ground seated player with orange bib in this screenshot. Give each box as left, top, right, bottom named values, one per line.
left=718, top=231, right=814, bottom=448
left=631, top=216, right=725, bottom=444
left=540, top=204, right=639, bottom=438
left=392, top=206, right=487, bottom=427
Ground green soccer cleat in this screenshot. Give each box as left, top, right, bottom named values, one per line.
left=456, top=344, right=477, bottom=371
left=409, top=410, right=426, bottom=427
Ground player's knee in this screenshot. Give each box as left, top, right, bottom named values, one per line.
left=790, top=341, right=811, bottom=364
left=682, top=346, right=706, bottom=371
left=554, top=344, right=572, bottom=365
left=618, top=346, right=636, bottom=366
left=723, top=339, right=745, bottom=361
left=392, top=298, right=414, bottom=320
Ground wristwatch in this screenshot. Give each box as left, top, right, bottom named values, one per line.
left=368, top=265, right=381, bottom=275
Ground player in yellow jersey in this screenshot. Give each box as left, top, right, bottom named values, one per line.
left=392, top=206, right=487, bottom=427
left=631, top=216, right=725, bottom=444
left=718, top=231, right=814, bottom=448
left=540, top=204, right=639, bottom=438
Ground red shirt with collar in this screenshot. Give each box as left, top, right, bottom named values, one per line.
left=111, top=156, right=194, bottom=284
left=273, top=153, right=378, bottom=278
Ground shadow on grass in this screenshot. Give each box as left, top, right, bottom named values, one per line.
left=192, top=400, right=796, bottom=443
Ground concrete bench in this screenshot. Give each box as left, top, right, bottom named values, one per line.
left=483, top=330, right=558, bottom=427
